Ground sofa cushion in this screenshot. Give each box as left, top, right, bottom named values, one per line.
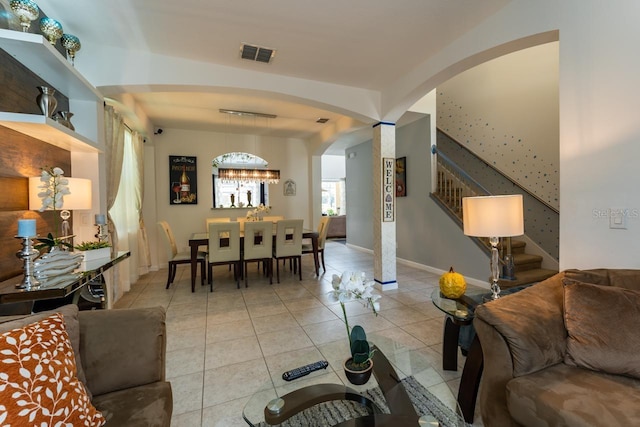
left=92, top=381, right=173, bottom=427
left=506, top=363, right=640, bottom=426
left=0, top=313, right=105, bottom=426
left=0, top=304, right=89, bottom=396
left=563, top=279, right=640, bottom=379
left=474, top=274, right=567, bottom=377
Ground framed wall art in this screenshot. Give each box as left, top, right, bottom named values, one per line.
left=396, top=157, right=406, bottom=197
left=284, top=179, right=296, bottom=196
left=169, top=156, right=197, bottom=204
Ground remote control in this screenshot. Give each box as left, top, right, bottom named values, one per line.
left=282, top=360, right=329, bottom=381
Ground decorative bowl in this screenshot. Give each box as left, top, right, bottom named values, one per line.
left=61, top=33, right=81, bottom=64
left=39, top=17, right=63, bottom=45
left=9, top=0, right=39, bottom=32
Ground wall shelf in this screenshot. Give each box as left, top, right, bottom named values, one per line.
left=0, top=29, right=102, bottom=102
left=0, top=112, right=101, bottom=153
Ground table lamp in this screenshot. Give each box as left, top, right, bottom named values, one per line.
left=29, top=176, right=92, bottom=238
left=462, top=194, right=524, bottom=300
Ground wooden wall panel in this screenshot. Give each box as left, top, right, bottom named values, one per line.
left=0, top=126, right=71, bottom=282
left=0, top=49, right=70, bottom=114
left=0, top=23, right=77, bottom=282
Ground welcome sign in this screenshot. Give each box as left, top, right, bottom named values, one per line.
left=383, top=157, right=395, bottom=222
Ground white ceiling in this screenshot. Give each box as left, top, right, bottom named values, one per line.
left=34, top=0, right=511, bottom=152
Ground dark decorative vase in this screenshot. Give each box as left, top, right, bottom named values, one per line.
left=55, top=111, right=75, bottom=130
left=343, top=357, right=374, bottom=385
left=36, top=86, right=57, bottom=118
left=230, top=194, right=236, bottom=208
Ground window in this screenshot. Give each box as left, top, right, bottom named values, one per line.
left=212, top=152, right=270, bottom=208
left=322, top=179, right=345, bottom=216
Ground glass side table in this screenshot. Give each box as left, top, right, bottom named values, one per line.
left=431, top=285, right=487, bottom=424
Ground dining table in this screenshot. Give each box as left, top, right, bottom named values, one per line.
left=188, top=228, right=319, bottom=292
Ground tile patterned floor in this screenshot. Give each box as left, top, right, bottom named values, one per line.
left=114, top=241, right=484, bottom=426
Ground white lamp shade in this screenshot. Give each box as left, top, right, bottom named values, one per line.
left=463, top=194, right=524, bottom=237
left=29, top=177, right=92, bottom=211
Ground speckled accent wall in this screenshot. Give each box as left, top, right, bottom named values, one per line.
left=436, top=42, right=559, bottom=259
left=438, top=131, right=559, bottom=260
left=437, top=42, right=559, bottom=211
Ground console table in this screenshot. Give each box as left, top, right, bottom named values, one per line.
left=0, top=251, right=130, bottom=314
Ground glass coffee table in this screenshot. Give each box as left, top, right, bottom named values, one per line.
left=242, top=332, right=466, bottom=426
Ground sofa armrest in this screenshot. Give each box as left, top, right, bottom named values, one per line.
left=78, top=306, right=167, bottom=397
left=474, top=273, right=567, bottom=377
left=474, top=317, right=521, bottom=427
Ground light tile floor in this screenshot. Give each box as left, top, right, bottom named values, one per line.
left=114, top=241, right=484, bottom=426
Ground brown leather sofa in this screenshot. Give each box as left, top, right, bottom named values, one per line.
left=474, top=269, right=640, bottom=426
left=0, top=304, right=172, bottom=426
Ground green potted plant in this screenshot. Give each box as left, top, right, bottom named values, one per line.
left=74, top=240, right=111, bottom=262
left=329, top=271, right=381, bottom=385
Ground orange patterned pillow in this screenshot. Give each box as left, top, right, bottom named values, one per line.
left=0, top=312, right=105, bottom=426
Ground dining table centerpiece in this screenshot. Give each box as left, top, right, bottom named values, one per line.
left=246, top=203, right=270, bottom=221
left=329, top=271, right=381, bottom=385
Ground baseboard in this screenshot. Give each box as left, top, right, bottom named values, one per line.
left=342, top=243, right=489, bottom=289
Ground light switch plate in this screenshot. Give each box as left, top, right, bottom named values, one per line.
left=609, top=209, right=627, bottom=229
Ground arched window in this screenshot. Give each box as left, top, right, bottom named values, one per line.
left=212, top=152, right=274, bottom=208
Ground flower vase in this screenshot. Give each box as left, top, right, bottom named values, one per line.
left=36, top=86, right=58, bottom=118
left=343, top=357, right=374, bottom=385
left=55, top=111, right=75, bottom=131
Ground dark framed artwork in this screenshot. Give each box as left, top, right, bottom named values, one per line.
left=169, top=156, right=197, bottom=204
left=396, top=157, right=406, bottom=197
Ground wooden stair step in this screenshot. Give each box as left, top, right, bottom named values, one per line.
left=509, top=239, right=526, bottom=254
left=511, top=253, right=543, bottom=271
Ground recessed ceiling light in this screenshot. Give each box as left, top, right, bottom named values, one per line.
left=240, top=43, right=276, bottom=64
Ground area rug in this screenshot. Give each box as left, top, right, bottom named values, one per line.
left=256, top=376, right=469, bottom=427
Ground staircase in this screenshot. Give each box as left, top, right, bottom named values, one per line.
left=432, top=157, right=558, bottom=289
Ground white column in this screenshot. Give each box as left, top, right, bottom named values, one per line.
left=372, top=122, right=397, bottom=290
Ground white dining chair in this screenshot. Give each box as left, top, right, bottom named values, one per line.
left=205, top=217, right=231, bottom=230
left=243, top=221, right=273, bottom=287
left=208, top=222, right=241, bottom=290
left=273, top=219, right=303, bottom=283
left=303, top=216, right=330, bottom=272
left=157, top=221, right=206, bottom=289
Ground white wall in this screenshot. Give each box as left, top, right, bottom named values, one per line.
left=152, top=128, right=311, bottom=266
left=321, top=155, right=346, bottom=180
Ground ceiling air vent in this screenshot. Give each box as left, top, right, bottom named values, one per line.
left=316, top=118, right=329, bottom=124
left=240, top=43, right=275, bottom=64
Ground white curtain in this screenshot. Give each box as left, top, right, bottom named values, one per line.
left=104, top=105, right=126, bottom=303
left=132, top=130, right=151, bottom=276
left=105, top=106, right=150, bottom=301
